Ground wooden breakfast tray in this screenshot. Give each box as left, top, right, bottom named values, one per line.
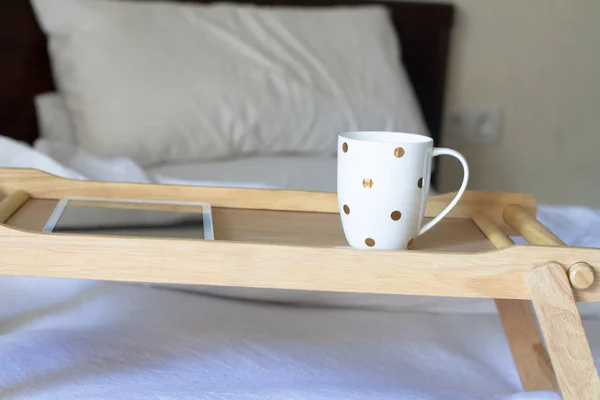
left=1, top=167, right=599, bottom=399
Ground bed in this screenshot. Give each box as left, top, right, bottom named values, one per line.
left=1, top=0, right=599, bottom=399
left=1, top=0, right=453, bottom=189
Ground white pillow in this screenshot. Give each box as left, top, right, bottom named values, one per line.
left=34, top=92, right=76, bottom=143
left=31, top=0, right=429, bottom=167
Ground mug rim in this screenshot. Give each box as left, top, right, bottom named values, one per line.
left=339, top=131, right=432, bottom=144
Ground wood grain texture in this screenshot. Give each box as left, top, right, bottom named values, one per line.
left=568, top=263, right=595, bottom=290
left=495, top=300, right=558, bottom=392
left=0, top=168, right=537, bottom=233
left=472, top=210, right=556, bottom=392
left=527, top=263, right=600, bottom=399
left=1, top=222, right=600, bottom=300
left=0, top=190, right=29, bottom=222
left=472, top=210, right=514, bottom=248
left=504, top=204, right=565, bottom=246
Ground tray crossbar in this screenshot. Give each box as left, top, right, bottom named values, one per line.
left=1, top=168, right=599, bottom=399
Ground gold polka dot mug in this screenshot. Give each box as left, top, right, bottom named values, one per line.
left=337, top=131, right=469, bottom=250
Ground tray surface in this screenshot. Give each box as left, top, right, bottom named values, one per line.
left=5, top=198, right=494, bottom=252
left=1, top=171, right=600, bottom=303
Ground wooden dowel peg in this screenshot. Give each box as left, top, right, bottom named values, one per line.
left=568, top=263, right=595, bottom=290
left=0, top=190, right=30, bottom=223
left=503, top=204, right=565, bottom=246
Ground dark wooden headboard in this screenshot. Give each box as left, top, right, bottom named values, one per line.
left=0, top=0, right=454, bottom=146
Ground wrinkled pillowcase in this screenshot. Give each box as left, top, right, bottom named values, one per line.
left=31, top=0, right=429, bottom=167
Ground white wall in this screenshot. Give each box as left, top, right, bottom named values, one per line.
left=434, top=0, right=600, bottom=206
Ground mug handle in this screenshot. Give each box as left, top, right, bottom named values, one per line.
left=418, top=148, right=470, bottom=236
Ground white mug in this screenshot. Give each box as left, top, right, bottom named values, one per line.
left=337, top=131, right=469, bottom=250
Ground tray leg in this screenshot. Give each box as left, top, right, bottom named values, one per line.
left=472, top=211, right=556, bottom=391
left=527, top=263, right=600, bottom=399
left=495, top=299, right=556, bottom=391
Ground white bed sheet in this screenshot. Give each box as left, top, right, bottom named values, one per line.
left=148, top=156, right=338, bottom=193
left=2, top=135, right=600, bottom=399
left=2, top=276, right=578, bottom=400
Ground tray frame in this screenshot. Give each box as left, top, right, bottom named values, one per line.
left=1, top=167, right=599, bottom=399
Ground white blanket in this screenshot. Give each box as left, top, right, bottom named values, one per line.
left=30, top=137, right=279, bottom=189
left=1, top=136, right=599, bottom=400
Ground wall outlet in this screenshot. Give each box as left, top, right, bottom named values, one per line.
left=448, top=107, right=503, bottom=143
